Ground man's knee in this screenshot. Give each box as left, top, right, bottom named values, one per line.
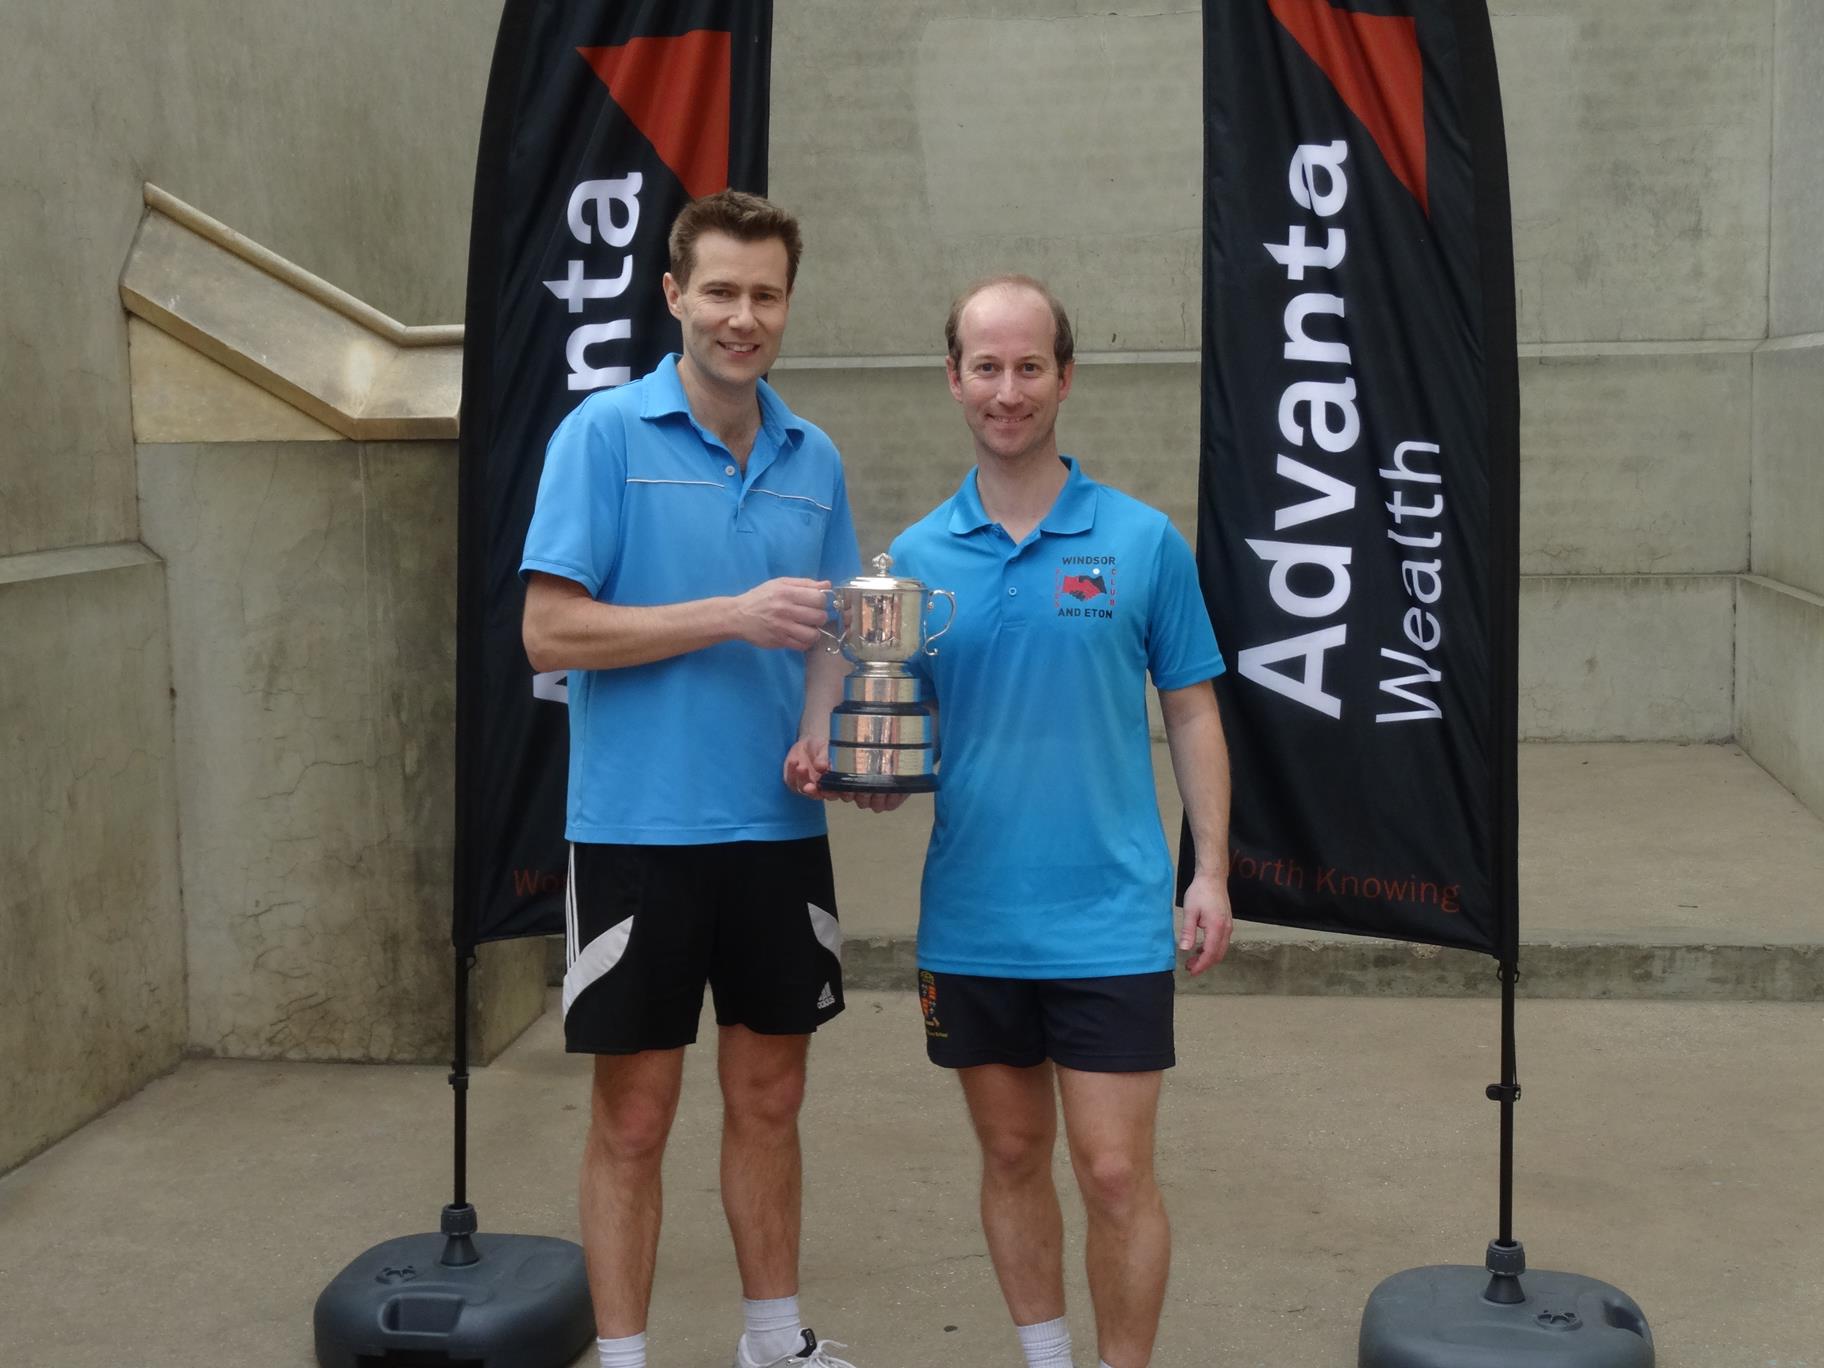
left=722, top=1059, right=807, bottom=1134
left=976, top=1118, right=1054, bottom=1183
left=588, top=1075, right=677, bottom=1165
left=1074, top=1146, right=1156, bottom=1217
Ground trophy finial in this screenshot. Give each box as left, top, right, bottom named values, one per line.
left=872, top=552, right=893, bottom=576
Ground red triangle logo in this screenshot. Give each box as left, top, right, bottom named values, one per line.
left=1268, top=0, right=1428, bottom=216
left=579, top=30, right=732, bottom=200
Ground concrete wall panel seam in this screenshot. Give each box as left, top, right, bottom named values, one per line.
left=1756, top=331, right=1824, bottom=352
left=1739, top=573, right=1824, bottom=611
left=0, top=542, right=163, bottom=586
left=1764, top=0, right=1779, bottom=346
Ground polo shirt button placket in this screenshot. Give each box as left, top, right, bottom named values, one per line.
left=725, top=462, right=744, bottom=523
left=1002, top=572, right=1028, bottom=632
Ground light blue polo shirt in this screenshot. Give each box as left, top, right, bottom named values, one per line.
left=520, top=355, right=861, bottom=844
left=889, top=458, right=1223, bottom=978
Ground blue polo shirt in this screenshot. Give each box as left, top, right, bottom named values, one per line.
left=520, top=356, right=861, bottom=844
left=889, top=458, right=1223, bottom=978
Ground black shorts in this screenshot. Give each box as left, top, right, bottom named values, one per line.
left=562, top=837, right=844, bottom=1054
left=916, top=969, right=1175, bottom=1073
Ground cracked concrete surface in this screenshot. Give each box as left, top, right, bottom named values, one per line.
left=0, top=555, right=185, bottom=1173
left=136, top=440, right=545, bottom=1066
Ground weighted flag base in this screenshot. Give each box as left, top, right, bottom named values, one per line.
left=1359, top=1263, right=1653, bottom=1368
left=314, top=1223, right=592, bottom=1368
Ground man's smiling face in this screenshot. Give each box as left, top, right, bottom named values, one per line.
left=946, top=283, right=1074, bottom=467
left=664, top=230, right=792, bottom=393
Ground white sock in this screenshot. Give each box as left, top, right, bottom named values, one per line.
left=595, top=1331, right=646, bottom=1368
left=742, top=1294, right=805, bottom=1363
left=1016, top=1316, right=1073, bottom=1368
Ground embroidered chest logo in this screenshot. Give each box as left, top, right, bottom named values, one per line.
left=1054, top=556, right=1117, bottom=620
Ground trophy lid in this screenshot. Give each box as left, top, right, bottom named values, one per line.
left=842, top=552, right=925, bottom=590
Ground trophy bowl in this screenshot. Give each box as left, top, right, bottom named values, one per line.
left=818, top=553, right=954, bottom=794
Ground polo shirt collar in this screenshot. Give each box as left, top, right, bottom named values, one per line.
left=638, top=353, right=806, bottom=452
left=946, top=456, right=1098, bottom=536
left=1042, top=456, right=1098, bottom=534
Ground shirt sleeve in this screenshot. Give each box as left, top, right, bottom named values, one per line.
left=519, top=398, right=624, bottom=598
left=1146, top=522, right=1225, bottom=690
left=820, top=460, right=864, bottom=583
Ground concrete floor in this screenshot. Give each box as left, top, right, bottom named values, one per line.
left=6, top=740, right=1822, bottom=1366
left=3, top=991, right=1821, bottom=1368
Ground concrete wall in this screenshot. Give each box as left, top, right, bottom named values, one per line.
left=772, top=5, right=1202, bottom=358
left=0, top=0, right=515, bottom=1167
left=775, top=0, right=1776, bottom=353
left=775, top=348, right=1750, bottom=745
left=0, top=550, right=185, bottom=1171
left=3, top=0, right=1818, bottom=1165
left=771, top=0, right=1776, bottom=743
left=1769, top=0, right=1824, bottom=340
left=137, top=437, right=542, bottom=1063
left=1494, top=0, right=1773, bottom=345
left=1, top=0, right=496, bottom=564
left=1740, top=0, right=1824, bottom=817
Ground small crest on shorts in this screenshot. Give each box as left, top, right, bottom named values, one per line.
left=817, top=981, right=836, bottom=1010
left=917, top=969, right=946, bottom=1038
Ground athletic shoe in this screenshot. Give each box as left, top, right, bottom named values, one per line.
left=733, top=1327, right=858, bottom=1367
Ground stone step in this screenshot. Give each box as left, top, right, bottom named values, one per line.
left=544, top=742, right=1824, bottom=1002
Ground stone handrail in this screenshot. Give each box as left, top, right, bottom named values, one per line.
left=119, top=185, right=461, bottom=439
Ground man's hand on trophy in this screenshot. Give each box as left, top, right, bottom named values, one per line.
left=848, top=789, right=909, bottom=814
left=784, top=735, right=833, bottom=798
left=783, top=737, right=910, bottom=813
left=736, top=577, right=832, bottom=651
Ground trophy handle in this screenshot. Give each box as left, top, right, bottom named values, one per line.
left=922, top=590, right=957, bottom=654
left=819, top=588, right=845, bottom=653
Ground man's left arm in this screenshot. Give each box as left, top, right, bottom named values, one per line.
left=1159, top=681, right=1233, bottom=974
left=783, top=643, right=843, bottom=793
left=779, top=454, right=905, bottom=811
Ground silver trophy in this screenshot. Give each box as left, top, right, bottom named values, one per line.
left=818, top=554, right=955, bottom=794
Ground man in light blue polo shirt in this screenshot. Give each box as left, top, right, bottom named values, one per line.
left=521, top=191, right=861, bottom=1368
left=811, top=275, right=1235, bottom=1368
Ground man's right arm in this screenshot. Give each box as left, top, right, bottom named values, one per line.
left=522, top=571, right=832, bottom=672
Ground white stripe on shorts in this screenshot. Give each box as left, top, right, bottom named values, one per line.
left=563, top=915, right=634, bottom=1018
left=807, top=901, right=843, bottom=962
left=565, top=843, right=578, bottom=968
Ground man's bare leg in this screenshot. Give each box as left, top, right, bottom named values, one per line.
left=1057, top=1067, right=1168, bottom=1368
left=580, top=1048, right=687, bottom=1338
left=718, top=1025, right=811, bottom=1298
left=958, top=1063, right=1068, bottom=1326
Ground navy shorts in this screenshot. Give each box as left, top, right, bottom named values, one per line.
left=916, top=968, right=1175, bottom=1073
left=562, top=837, right=844, bottom=1054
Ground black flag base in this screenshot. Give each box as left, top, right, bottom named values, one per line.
left=1359, top=1247, right=1653, bottom=1368
left=313, top=1209, right=592, bottom=1368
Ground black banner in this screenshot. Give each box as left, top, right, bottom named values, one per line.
left=456, top=0, right=773, bottom=946
left=1191, top=0, right=1518, bottom=958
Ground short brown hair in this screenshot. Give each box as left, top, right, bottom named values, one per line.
left=667, top=189, right=803, bottom=290
left=944, top=275, right=1076, bottom=371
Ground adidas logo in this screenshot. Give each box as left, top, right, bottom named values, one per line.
left=816, top=981, right=835, bottom=1010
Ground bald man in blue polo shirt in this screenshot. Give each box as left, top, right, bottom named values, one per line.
left=795, top=276, right=1234, bottom=1368
left=522, top=192, right=863, bottom=1368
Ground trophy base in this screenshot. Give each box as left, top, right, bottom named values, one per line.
left=819, top=771, right=938, bottom=795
